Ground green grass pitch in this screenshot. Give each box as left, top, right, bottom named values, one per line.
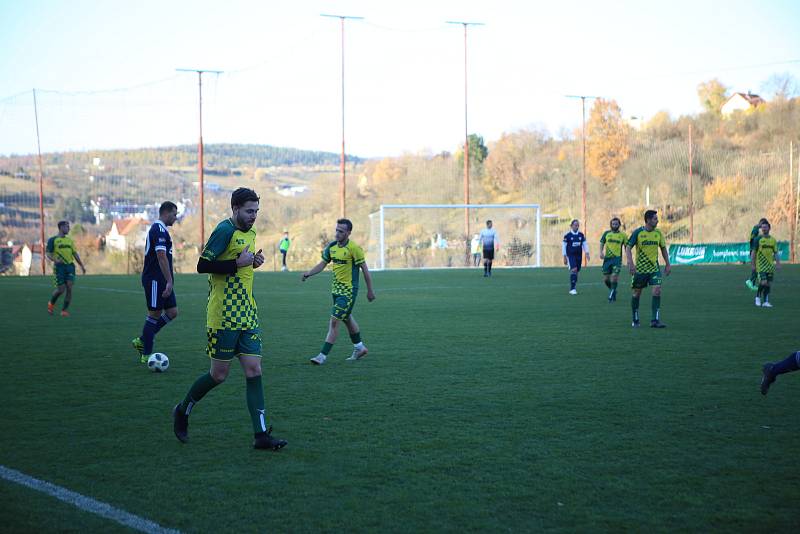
left=1, top=265, right=799, bottom=532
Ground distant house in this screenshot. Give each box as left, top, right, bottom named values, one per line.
left=721, top=92, right=765, bottom=117
left=106, top=218, right=148, bottom=252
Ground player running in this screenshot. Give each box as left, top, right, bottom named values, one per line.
left=562, top=219, right=590, bottom=295
left=751, top=220, right=780, bottom=307
left=599, top=217, right=627, bottom=302
left=745, top=218, right=768, bottom=291
left=625, top=210, right=670, bottom=328
left=303, top=218, right=376, bottom=365
left=132, top=201, right=179, bottom=363
left=46, top=220, right=86, bottom=317
left=172, top=188, right=286, bottom=451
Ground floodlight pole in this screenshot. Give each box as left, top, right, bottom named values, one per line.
left=322, top=14, right=363, bottom=218
left=566, top=94, right=598, bottom=235
left=689, top=124, right=694, bottom=243
left=32, top=89, right=46, bottom=275
left=447, top=20, right=483, bottom=256
left=177, top=68, right=222, bottom=247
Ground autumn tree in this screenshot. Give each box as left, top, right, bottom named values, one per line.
left=697, top=78, right=728, bottom=116
left=455, top=134, right=489, bottom=175
left=586, top=98, right=630, bottom=186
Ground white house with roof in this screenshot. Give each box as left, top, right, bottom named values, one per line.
left=721, top=92, right=765, bottom=117
left=106, top=218, right=148, bottom=251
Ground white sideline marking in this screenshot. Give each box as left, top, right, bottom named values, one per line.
left=0, top=465, right=182, bottom=534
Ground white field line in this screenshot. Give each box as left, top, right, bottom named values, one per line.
left=0, top=465, right=182, bottom=534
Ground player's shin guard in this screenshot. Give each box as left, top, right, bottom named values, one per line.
left=246, top=375, right=267, bottom=433
left=651, top=296, right=661, bottom=321
left=321, top=342, right=333, bottom=355
left=631, top=296, right=640, bottom=322
left=773, top=351, right=800, bottom=375
left=762, top=285, right=770, bottom=301
left=570, top=273, right=577, bottom=290
left=180, top=372, right=219, bottom=413
left=141, top=316, right=159, bottom=355
left=349, top=332, right=362, bottom=344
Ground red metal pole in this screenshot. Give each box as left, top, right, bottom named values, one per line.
left=33, top=89, right=46, bottom=275
left=581, top=97, right=587, bottom=236
left=340, top=17, right=346, bottom=218
left=463, top=23, right=470, bottom=244
left=198, top=72, right=205, bottom=247
left=689, top=124, right=693, bottom=243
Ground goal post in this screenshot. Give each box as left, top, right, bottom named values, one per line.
left=367, top=203, right=541, bottom=270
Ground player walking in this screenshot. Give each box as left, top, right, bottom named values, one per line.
left=745, top=218, right=768, bottom=291
left=562, top=219, right=590, bottom=295
left=626, top=210, right=670, bottom=328
left=279, top=230, right=290, bottom=271
left=751, top=220, right=780, bottom=307
left=480, top=220, right=499, bottom=277
left=599, top=217, right=627, bottom=302
left=760, top=349, right=800, bottom=395
left=172, top=188, right=286, bottom=451
left=46, top=220, right=86, bottom=316
left=132, top=202, right=179, bottom=363
left=303, top=218, right=376, bottom=365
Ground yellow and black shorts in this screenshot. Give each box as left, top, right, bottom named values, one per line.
left=206, top=328, right=262, bottom=361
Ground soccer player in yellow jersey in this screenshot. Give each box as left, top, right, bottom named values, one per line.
left=173, top=188, right=286, bottom=451
left=303, top=218, right=376, bottom=365
left=625, top=210, right=671, bottom=328
left=599, top=217, right=627, bottom=303
left=751, top=220, right=780, bottom=308
left=745, top=217, right=767, bottom=291
left=45, top=220, right=86, bottom=317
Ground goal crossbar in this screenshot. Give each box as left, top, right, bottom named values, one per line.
left=373, top=203, right=541, bottom=270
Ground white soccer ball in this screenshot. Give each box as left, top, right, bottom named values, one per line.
left=147, top=353, right=170, bottom=373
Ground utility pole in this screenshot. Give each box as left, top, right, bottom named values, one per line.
left=176, top=68, right=223, bottom=247
left=689, top=124, right=694, bottom=243
left=447, top=20, right=483, bottom=258
left=32, top=89, right=46, bottom=275
left=566, top=95, right=598, bottom=235
left=322, top=14, right=363, bottom=218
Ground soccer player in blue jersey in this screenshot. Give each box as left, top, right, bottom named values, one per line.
left=761, top=349, right=800, bottom=395
left=303, top=218, right=376, bottom=365
left=479, top=220, right=499, bottom=277
left=172, top=188, right=286, bottom=450
left=562, top=219, right=590, bottom=295
left=132, top=202, right=178, bottom=363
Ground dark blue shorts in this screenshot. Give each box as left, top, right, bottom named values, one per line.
left=143, top=277, right=177, bottom=311
left=567, top=255, right=582, bottom=272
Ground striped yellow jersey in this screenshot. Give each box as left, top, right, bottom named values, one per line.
left=322, top=240, right=365, bottom=295
left=753, top=235, right=778, bottom=274
left=627, top=227, right=666, bottom=274
left=600, top=230, right=628, bottom=259
left=46, top=235, right=76, bottom=264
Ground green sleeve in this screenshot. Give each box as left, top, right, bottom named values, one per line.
left=46, top=237, right=55, bottom=253
left=201, top=220, right=235, bottom=261
left=627, top=228, right=640, bottom=248
left=321, top=242, right=335, bottom=263
left=599, top=231, right=608, bottom=245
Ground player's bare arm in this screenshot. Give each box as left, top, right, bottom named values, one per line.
left=626, top=245, right=636, bottom=275
left=253, top=248, right=264, bottom=269
left=660, top=246, right=671, bottom=276
left=360, top=263, right=376, bottom=301
left=156, top=249, right=173, bottom=296
left=74, top=252, right=86, bottom=274
left=302, top=260, right=328, bottom=281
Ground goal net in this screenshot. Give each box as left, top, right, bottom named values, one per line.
left=366, top=204, right=541, bottom=270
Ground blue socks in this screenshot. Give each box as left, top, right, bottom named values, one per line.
left=773, top=352, right=800, bottom=375
left=141, top=313, right=172, bottom=354
left=570, top=273, right=577, bottom=290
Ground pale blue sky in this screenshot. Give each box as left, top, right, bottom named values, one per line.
left=1, top=0, right=798, bottom=157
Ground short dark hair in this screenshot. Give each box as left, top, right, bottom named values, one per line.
left=758, top=217, right=768, bottom=225
left=159, top=201, right=178, bottom=215
left=610, top=217, right=621, bottom=225
left=337, top=218, right=353, bottom=232
left=486, top=220, right=492, bottom=224
left=570, top=219, right=579, bottom=225
left=761, top=220, right=771, bottom=228
left=231, top=188, right=259, bottom=208
left=644, top=210, right=657, bottom=223
left=57, top=220, right=69, bottom=230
